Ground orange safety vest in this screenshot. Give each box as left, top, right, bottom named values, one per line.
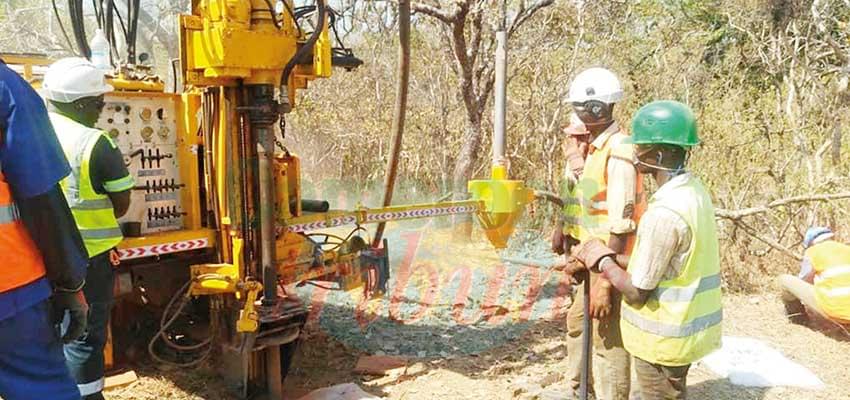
left=0, top=170, right=47, bottom=293
left=566, top=128, right=646, bottom=255
left=805, top=241, right=850, bottom=322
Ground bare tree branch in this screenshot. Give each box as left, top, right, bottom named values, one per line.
left=732, top=219, right=803, bottom=261
left=715, top=192, right=850, bottom=220
left=507, top=0, right=554, bottom=38
left=411, top=2, right=456, bottom=23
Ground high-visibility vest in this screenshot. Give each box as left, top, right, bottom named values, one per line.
left=805, top=241, right=850, bottom=322
left=563, top=130, right=644, bottom=253
left=0, top=168, right=47, bottom=293
left=620, top=174, right=722, bottom=367
left=50, top=112, right=123, bottom=257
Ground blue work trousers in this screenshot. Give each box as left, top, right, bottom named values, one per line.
left=0, top=300, right=80, bottom=400
left=64, top=251, right=114, bottom=400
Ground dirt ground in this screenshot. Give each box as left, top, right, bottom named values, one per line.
left=105, top=293, right=850, bottom=400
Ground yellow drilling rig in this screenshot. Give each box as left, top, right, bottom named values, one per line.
left=5, top=0, right=533, bottom=398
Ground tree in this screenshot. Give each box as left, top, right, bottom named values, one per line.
left=412, top=0, right=554, bottom=235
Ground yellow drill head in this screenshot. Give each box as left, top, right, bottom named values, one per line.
left=468, top=166, right=534, bottom=249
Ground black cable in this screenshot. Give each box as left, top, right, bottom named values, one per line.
left=52, top=0, right=76, bottom=53
left=280, top=0, right=325, bottom=91
left=91, top=0, right=102, bottom=29
left=282, top=0, right=302, bottom=37
left=112, top=3, right=128, bottom=41
left=69, top=0, right=90, bottom=58
left=262, top=0, right=282, bottom=29
left=105, top=0, right=117, bottom=66
left=126, top=0, right=139, bottom=63
left=328, top=9, right=349, bottom=52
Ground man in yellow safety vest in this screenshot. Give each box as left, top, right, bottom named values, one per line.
left=779, top=227, right=850, bottom=327
left=43, top=57, right=134, bottom=400
left=566, top=100, right=722, bottom=399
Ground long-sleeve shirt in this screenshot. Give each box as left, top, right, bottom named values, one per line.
left=628, top=173, right=693, bottom=290
left=0, top=61, right=88, bottom=321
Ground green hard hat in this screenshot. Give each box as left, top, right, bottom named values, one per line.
left=626, top=100, right=699, bottom=147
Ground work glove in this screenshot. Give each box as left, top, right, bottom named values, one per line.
left=551, top=222, right=566, bottom=255
left=563, top=255, right=588, bottom=284
left=565, top=235, right=580, bottom=255
left=589, top=277, right=613, bottom=319
left=564, top=138, right=587, bottom=178
left=574, top=238, right=616, bottom=272
left=51, top=290, right=89, bottom=343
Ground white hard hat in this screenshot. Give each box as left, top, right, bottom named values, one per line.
left=43, top=57, right=113, bottom=103
left=565, top=67, right=623, bottom=104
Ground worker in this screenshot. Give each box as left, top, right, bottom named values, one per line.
left=562, top=67, right=643, bottom=400
left=551, top=113, right=589, bottom=255
left=779, top=227, right=850, bottom=327
left=0, top=59, right=90, bottom=400
left=43, top=57, right=134, bottom=400
left=566, top=100, right=722, bottom=399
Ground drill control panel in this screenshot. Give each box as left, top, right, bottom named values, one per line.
left=97, top=94, right=185, bottom=235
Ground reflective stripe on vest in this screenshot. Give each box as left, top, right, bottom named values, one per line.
left=0, top=204, right=19, bottom=224
left=621, top=174, right=722, bottom=367
left=622, top=307, right=722, bottom=338
left=562, top=129, right=645, bottom=254
left=652, top=274, right=721, bottom=303
left=804, top=241, right=850, bottom=322
left=71, top=198, right=114, bottom=210
left=50, top=112, right=124, bottom=257
left=0, top=168, right=47, bottom=293
left=80, top=226, right=124, bottom=240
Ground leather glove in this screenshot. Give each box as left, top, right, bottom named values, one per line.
left=51, top=290, right=89, bottom=343
left=564, top=255, right=589, bottom=284
left=565, top=139, right=587, bottom=178
left=574, top=239, right=616, bottom=272
left=551, top=222, right=566, bottom=255
left=589, top=277, right=613, bottom=319
left=565, top=235, right=580, bottom=255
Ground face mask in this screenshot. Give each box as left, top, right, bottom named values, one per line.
left=633, top=147, right=687, bottom=174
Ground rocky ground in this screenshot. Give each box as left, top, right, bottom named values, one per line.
left=105, top=228, right=850, bottom=400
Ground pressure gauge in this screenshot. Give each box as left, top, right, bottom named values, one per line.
left=141, top=126, right=154, bottom=142
left=140, top=108, right=153, bottom=122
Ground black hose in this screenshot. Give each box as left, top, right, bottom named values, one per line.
left=126, top=0, right=139, bottom=63
left=52, top=0, right=76, bottom=53
left=262, top=0, right=282, bottom=29
left=112, top=3, right=128, bottom=42
left=372, top=0, right=410, bottom=247
left=147, top=280, right=217, bottom=368
left=91, top=0, right=102, bottom=29
left=105, top=0, right=117, bottom=66
left=69, top=0, right=90, bottom=58
left=279, top=0, right=325, bottom=96
left=282, top=0, right=302, bottom=37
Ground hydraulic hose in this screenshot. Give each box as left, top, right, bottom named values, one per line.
left=147, top=280, right=218, bottom=368
left=279, top=0, right=326, bottom=107
left=372, top=0, right=410, bottom=248
left=69, top=0, right=91, bottom=58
